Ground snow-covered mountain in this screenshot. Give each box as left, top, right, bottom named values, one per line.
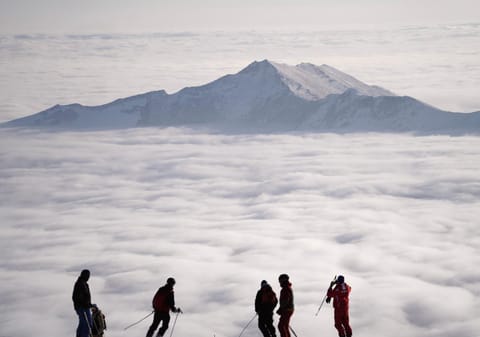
left=3, top=60, right=479, bottom=133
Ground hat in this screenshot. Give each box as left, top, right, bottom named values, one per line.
left=278, top=274, right=289, bottom=281
left=336, top=275, right=345, bottom=284
left=80, top=269, right=90, bottom=280
left=261, top=280, right=268, bottom=287
left=167, top=277, right=176, bottom=286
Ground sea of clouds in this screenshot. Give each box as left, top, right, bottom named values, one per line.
left=0, top=127, right=479, bottom=337
left=1, top=22, right=480, bottom=337
left=1, top=23, right=480, bottom=123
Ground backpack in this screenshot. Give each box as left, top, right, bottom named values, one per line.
left=260, top=287, right=278, bottom=311
left=91, top=306, right=107, bottom=337
left=152, top=286, right=172, bottom=312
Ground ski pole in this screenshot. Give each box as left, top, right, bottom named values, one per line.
left=315, top=295, right=328, bottom=316
left=124, top=310, right=154, bottom=330
left=289, top=326, right=299, bottom=337
left=168, top=311, right=180, bottom=337
left=237, top=313, right=257, bottom=337
left=83, top=311, right=93, bottom=337
left=315, top=275, right=337, bottom=316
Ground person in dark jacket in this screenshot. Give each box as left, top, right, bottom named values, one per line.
left=276, top=274, right=294, bottom=337
left=72, top=269, right=94, bottom=337
left=255, top=280, right=278, bottom=337
left=146, top=277, right=182, bottom=337
left=326, top=275, right=352, bottom=337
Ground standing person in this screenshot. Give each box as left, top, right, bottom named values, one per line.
left=276, top=274, right=294, bottom=337
left=255, top=280, right=278, bottom=337
left=326, top=275, right=352, bottom=337
left=72, top=269, right=93, bottom=337
left=146, top=277, right=182, bottom=337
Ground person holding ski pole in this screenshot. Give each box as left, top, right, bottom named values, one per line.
left=326, top=275, right=352, bottom=337
left=276, top=274, right=294, bottom=337
left=72, top=269, right=94, bottom=337
left=255, top=280, right=278, bottom=337
left=146, top=277, right=182, bottom=337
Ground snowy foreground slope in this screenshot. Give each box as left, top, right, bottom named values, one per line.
left=3, top=60, right=480, bottom=133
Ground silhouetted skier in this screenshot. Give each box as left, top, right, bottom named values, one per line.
left=146, top=277, right=182, bottom=337
left=276, top=274, right=294, bottom=337
left=255, top=280, right=278, bottom=337
left=72, top=269, right=94, bottom=337
left=326, top=275, right=352, bottom=337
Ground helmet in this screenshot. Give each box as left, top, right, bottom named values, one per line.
left=167, top=277, right=176, bottom=286
left=336, top=275, right=345, bottom=284
left=278, top=274, right=289, bottom=282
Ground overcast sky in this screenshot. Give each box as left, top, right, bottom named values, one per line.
left=1, top=0, right=479, bottom=33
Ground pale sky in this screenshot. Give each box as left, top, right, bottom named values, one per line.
left=1, top=0, right=479, bottom=33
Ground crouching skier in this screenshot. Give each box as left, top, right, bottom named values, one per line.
left=326, top=275, right=352, bottom=337
left=255, top=280, right=278, bottom=337
left=146, top=277, right=182, bottom=337
left=91, top=304, right=107, bottom=337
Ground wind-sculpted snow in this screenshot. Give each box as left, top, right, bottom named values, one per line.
left=0, top=128, right=479, bottom=337
left=3, top=60, right=479, bottom=133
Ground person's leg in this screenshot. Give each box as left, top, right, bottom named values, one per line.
left=343, top=311, right=352, bottom=337
left=76, top=309, right=92, bottom=337
left=146, top=311, right=162, bottom=337
left=277, top=316, right=286, bottom=337
left=258, top=315, right=270, bottom=337
left=334, top=310, right=346, bottom=337
left=157, top=313, right=171, bottom=337
left=75, top=309, right=83, bottom=337
left=265, top=313, right=277, bottom=337
left=277, top=314, right=291, bottom=337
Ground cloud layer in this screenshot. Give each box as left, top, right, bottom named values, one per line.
left=0, top=128, right=479, bottom=337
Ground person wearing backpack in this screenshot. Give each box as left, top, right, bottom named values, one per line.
left=146, top=277, right=182, bottom=337
left=276, top=274, right=294, bottom=337
left=255, top=280, right=278, bottom=337
left=72, top=269, right=94, bottom=337
left=326, top=275, right=352, bottom=337
left=91, top=304, right=107, bottom=337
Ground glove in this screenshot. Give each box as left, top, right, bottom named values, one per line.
left=325, top=297, right=331, bottom=304
left=176, top=307, right=183, bottom=313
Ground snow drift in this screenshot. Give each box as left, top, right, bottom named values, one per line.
left=3, top=60, right=480, bottom=133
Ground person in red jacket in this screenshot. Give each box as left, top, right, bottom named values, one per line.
left=146, top=277, right=182, bottom=337
left=326, top=275, right=352, bottom=337
left=276, top=274, right=294, bottom=337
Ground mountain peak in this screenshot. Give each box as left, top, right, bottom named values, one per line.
left=263, top=61, right=395, bottom=100
left=239, top=59, right=277, bottom=74
left=235, top=60, right=394, bottom=101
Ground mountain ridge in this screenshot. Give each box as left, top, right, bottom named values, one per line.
left=2, top=60, right=479, bottom=134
